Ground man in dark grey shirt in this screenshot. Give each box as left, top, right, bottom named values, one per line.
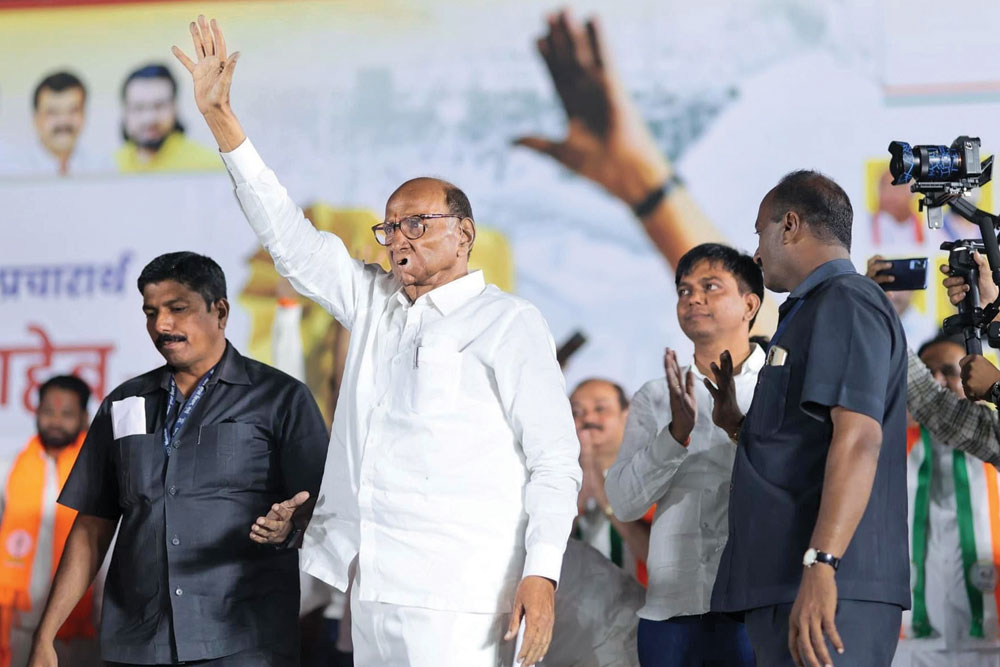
left=706, top=171, right=908, bottom=667
left=27, top=252, right=328, bottom=667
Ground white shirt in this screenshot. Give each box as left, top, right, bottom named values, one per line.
left=0, top=140, right=110, bottom=177
left=922, top=439, right=1000, bottom=652
left=605, top=345, right=764, bottom=620
left=222, top=139, right=581, bottom=614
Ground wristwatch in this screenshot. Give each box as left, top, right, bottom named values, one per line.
left=802, top=547, right=840, bottom=571
left=989, top=380, right=1000, bottom=406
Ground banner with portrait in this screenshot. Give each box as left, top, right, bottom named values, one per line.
left=4, top=0, right=1000, bottom=454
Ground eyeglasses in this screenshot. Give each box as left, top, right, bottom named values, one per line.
left=371, top=214, right=462, bottom=246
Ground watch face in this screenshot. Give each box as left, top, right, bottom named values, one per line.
left=803, top=548, right=817, bottom=566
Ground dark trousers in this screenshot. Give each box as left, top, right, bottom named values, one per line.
left=107, top=646, right=297, bottom=667
left=743, top=600, right=902, bottom=667
left=638, top=612, right=756, bottom=667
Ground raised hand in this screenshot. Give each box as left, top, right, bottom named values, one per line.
left=703, top=350, right=744, bottom=442
left=172, top=16, right=246, bottom=151
left=172, top=16, right=239, bottom=115
left=664, top=348, right=696, bottom=445
left=515, top=10, right=670, bottom=207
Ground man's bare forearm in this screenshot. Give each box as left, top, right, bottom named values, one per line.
left=34, top=514, right=116, bottom=643
left=203, top=106, right=246, bottom=153
left=808, top=407, right=882, bottom=557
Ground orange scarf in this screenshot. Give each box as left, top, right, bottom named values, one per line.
left=0, top=434, right=94, bottom=665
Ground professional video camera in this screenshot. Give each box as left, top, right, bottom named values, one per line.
left=888, top=136, right=1000, bottom=353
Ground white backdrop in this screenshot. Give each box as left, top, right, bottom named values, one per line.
left=3, top=0, right=1000, bottom=454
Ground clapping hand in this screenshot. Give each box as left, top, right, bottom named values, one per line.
left=704, top=350, right=743, bottom=441
left=664, top=348, right=696, bottom=445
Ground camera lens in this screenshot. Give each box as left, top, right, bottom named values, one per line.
left=888, top=141, right=915, bottom=185
left=924, top=145, right=964, bottom=180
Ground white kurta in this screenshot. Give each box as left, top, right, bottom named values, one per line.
left=222, top=140, right=581, bottom=623
left=605, top=346, right=764, bottom=621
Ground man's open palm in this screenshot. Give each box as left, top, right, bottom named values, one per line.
left=172, top=15, right=239, bottom=115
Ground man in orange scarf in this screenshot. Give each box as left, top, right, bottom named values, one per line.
left=0, top=375, right=100, bottom=667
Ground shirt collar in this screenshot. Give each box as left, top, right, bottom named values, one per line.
left=394, top=270, right=487, bottom=316
left=789, top=258, right=856, bottom=300
left=147, top=339, right=250, bottom=395
left=689, top=343, right=766, bottom=381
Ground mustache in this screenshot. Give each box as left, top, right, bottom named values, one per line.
left=155, top=333, right=187, bottom=347
left=580, top=423, right=603, bottom=432
left=51, top=125, right=76, bottom=135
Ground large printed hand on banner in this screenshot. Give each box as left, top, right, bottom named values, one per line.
left=518, top=9, right=777, bottom=331
left=172, top=16, right=247, bottom=152
left=515, top=10, right=669, bottom=208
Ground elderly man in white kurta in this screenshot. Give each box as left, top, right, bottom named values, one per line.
left=173, top=16, right=581, bottom=667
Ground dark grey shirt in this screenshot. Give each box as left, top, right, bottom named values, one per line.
left=711, top=259, right=910, bottom=613
left=59, top=341, right=329, bottom=664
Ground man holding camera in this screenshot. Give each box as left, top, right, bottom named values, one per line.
left=903, top=250, right=1000, bottom=464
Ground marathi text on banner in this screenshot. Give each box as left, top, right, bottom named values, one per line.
left=0, top=325, right=115, bottom=413
left=0, top=252, right=132, bottom=300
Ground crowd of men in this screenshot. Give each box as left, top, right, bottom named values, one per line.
left=7, top=10, right=1000, bottom=667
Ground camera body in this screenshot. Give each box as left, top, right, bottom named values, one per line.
left=889, top=136, right=984, bottom=187
left=888, top=136, right=1000, bottom=353
left=888, top=136, right=992, bottom=229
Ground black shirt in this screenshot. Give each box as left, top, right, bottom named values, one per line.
left=711, top=259, right=910, bottom=613
left=59, top=341, right=329, bottom=664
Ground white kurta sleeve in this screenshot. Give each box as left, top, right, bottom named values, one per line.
left=271, top=302, right=306, bottom=382
left=221, top=138, right=380, bottom=329
left=492, top=304, right=582, bottom=585
left=605, top=381, right=689, bottom=522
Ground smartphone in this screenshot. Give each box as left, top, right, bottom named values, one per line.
left=877, top=257, right=928, bottom=291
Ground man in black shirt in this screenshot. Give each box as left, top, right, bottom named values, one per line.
left=27, top=252, right=329, bottom=667
left=707, top=171, right=908, bottom=667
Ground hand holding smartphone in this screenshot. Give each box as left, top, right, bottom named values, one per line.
left=874, top=257, right=928, bottom=291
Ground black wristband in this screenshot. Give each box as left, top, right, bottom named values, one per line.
left=990, top=380, right=1000, bottom=406
left=632, top=173, right=684, bottom=219
left=276, top=527, right=304, bottom=551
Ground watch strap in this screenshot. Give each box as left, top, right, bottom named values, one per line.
left=804, top=548, right=841, bottom=571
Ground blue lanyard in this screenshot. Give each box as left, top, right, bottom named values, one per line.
left=769, top=268, right=856, bottom=350
left=163, top=368, right=215, bottom=455
left=769, top=299, right=805, bottom=350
